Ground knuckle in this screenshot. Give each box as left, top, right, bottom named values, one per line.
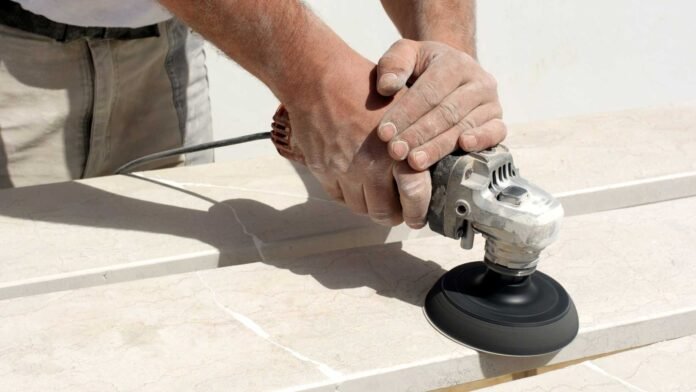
left=431, top=139, right=449, bottom=161
left=307, top=162, right=327, bottom=174
left=390, top=104, right=419, bottom=129
left=471, top=73, right=496, bottom=94
left=481, top=72, right=498, bottom=91
left=327, top=158, right=351, bottom=175
left=378, top=54, right=407, bottom=74
left=436, top=101, right=461, bottom=125
left=399, top=180, right=428, bottom=202
left=457, top=116, right=477, bottom=131
left=417, top=80, right=441, bottom=107
left=456, top=50, right=472, bottom=64
left=403, top=125, right=428, bottom=147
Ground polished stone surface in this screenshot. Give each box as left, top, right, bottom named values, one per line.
left=482, top=364, right=630, bottom=392
left=1, top=104, right=695, bottom=390
left=1, top=197, right=695, bottom=391
left=482, top=335, right=696, bottom=391
left=592, top=335, right=696, bottom=391
left=506, top=102, right=696, bottom=193
left=1, top=104, right=695, bottom=300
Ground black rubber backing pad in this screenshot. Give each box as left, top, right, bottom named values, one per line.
left=424, top=262, right=579, bottom=356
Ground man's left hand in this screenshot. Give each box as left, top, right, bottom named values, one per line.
left=375, top=39, right=507, bottom=171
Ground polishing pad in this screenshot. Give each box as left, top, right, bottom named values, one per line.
left=424, top=262, right=578, bottom=356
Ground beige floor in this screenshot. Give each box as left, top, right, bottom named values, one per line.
left=0, top=104, right=695, bottom=391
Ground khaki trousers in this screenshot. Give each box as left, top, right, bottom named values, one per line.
left=0, top=18, right=213, bottom=189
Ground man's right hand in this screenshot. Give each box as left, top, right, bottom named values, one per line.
left=285, top=54, right=432, bottom=229
left=158, top=0, right=433, bottom=228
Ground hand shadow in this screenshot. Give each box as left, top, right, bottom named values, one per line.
left=0, top=160, right=557, bottom=377
left=0, top=159, right=446, bottom=307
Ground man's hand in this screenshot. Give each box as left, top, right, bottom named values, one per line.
left=285, top=55, right=431, bottom=229
left=375, top=39, right=507, bottom=172
left=158, top=0, right=488, bottom=228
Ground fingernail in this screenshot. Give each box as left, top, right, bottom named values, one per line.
left=379, top=73, right=399, bottom=90
left=407, top=219, right=426, bottom=229
left=412, top=151, right=427, bottom=168
left=378, top=122, right=397, bottom=141
left=460, top=134, right=477, bottom=150
left=392, top=140, right=409, bottom=160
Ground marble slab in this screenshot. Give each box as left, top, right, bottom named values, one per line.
left=591, top=335, right=696, bottom=392
left=480, top=363, right=631, bottom=392
left=2, top=196, right=695, bottom=391
left=481, top=335, right=696, bottom=391
left=1, top=104, right=696, bottom=300
left=144, top=102, right=696, bottom=217
left=505, top=102, right=696, bottom=193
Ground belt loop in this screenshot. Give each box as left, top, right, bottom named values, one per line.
left=57, top=24, right=69, bottom=43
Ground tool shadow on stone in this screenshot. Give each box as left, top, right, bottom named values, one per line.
left=477, top=351, right=557, bottom=378
left=0, top=166, right=560, bottom=366
left=0, top=164, right=444, bottom=306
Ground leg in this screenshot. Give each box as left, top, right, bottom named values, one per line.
left=83, top=18, right=213, bottom=177
left=0, top=24, right=92, bottom=188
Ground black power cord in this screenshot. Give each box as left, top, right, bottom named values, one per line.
left=114, top=132, right=272, bottom=174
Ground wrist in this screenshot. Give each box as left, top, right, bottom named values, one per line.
left=282, top=46, right=375, bottom=116
left=267, top=15, right=362, bottom=109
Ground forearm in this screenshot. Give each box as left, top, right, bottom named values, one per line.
left=158, top=0, right=359, bottom=106
left=380, top=0, right=476, bottom=57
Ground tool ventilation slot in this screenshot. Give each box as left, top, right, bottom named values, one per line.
left=488, top=163, right=517, bottom=192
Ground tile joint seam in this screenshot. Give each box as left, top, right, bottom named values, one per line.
left=582, top=361, right=649, bottom=392
left=194, top=271, right=343, bottom=381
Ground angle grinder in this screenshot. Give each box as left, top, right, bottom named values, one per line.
left=270, top=105, right=578, bottom=356
left=424, top=145, right=578, bottom=356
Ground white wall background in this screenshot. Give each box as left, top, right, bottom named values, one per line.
left=205, top=0, right=696, bottom=161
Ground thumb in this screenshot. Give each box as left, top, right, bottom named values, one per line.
left=377, top=39, right=418, bottom=96
left=393, top=161, right=431, bottom=229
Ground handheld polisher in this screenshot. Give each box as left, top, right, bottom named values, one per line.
left=270, top=106, right=578, bottom=356
left=424, top=146, right=578, bottom=356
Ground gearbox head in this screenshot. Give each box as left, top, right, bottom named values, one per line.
left=427, top=145, right=564, bottom=276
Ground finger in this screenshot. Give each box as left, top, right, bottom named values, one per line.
left=405, top=103, right=504, bottom=170
left=338, top=180, right=368, bottom=215
left=393, top=161, right=431, bottom=229
left=379, top=51, right=477, bottom=145
left=459, top=118, right=508, bottom=152
left=387, top=81, right=492, bottom=161
left=363, top=177, right=403, bottom=226
left=376, top=39, right=418, bottom=97
left=407, top=126, right=462, bottom=171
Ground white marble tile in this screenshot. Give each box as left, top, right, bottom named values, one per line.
left=2, top=104, right=695, bottom=300
left=1, top=197, right=696, bottom=391
left=480, top=364, right=631, bottom=392
left=591, top=335, right=696, bottom=391
left=480, top=335, right=696, bottom=392
left=0, top=272, right=328, bottom=392
left=0, top=176, right=257, bottom=299
left=505, top=102, right=696, bottom=193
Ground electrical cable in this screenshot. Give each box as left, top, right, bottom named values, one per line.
left=114, top=131, right=272, bottom=174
